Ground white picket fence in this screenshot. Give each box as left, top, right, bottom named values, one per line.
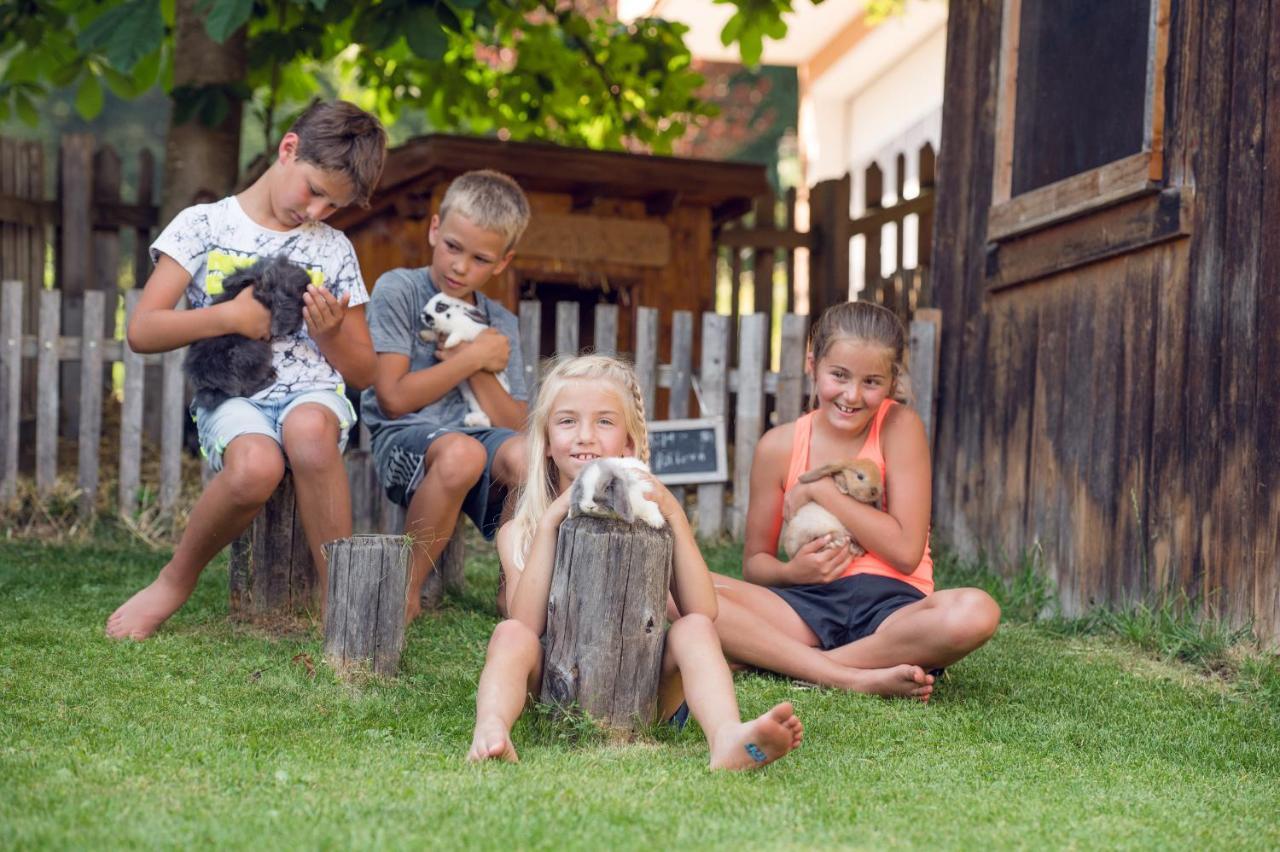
left=0, top=281, right=939, bottom=539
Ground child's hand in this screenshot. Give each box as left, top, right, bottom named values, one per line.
left=304, top=285, right=350, bottom=340
left=787, top=535, right=851, bottom=584
left=436, top=329, right=509, bottom=372
left=639, top=472, right=681, bottom=521
left=545, top=490, right=573, bottom=527
left=782, top=481, right=814, bottom=522
left=227, top=286, right=272, bottom=340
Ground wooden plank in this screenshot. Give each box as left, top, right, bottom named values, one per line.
left=917, top=143, right=936, bottom=269
left=909, top=308, right=941, bottom=448
left=987, top=152, right=1157, bottom=241
left=991, top=0, right=1022, bottom=205
left=634, top=307, right=659, bottom=419
left=1, top=140, right=16, bottom=286
left=35, top=290, right=60, bottom=493
left=731, top=313, right=767, bottom=539
left=696, top=312, right=730, bottom=538
left=119, top=290, right=145, bottom=516
left=753, top=194, right=776, bottom=323
left=667, top=310, right=694, bottom=503
left=863, top=163, right=884, bottom=296
left=847, top=192, right=935, bottom=239
left=775, top=313, right=808, bottom=424
left=668, top=311, right=694, bottom=421
left=518, top=299, right=541, bottom=394
left=555, top=300, right=579, bottom=357
left=59, top=134, right=94, bottom=437
left=92, top=144, right=121, bottom=334
left=0, top=194, right=157, bottom=230
left=716, top=228, right=812, bottom=250
left=77, top=290, right=105, bottom=516
left=21, top=141, right=45, bottom=427
left=987, top=188, right=1191, bottom=290
left=519, top=213, right=671, bottom=268
left=593, top=302, right=618, bottom=355
left=133, top=149, right=155, bottom=287
left=784, top=187, right=798, bottom=310
left=159, top=345, right=185, bottom=512
left=0, top=281, right=21, bottom=500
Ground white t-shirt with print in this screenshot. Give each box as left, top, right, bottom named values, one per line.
left=150, top=195, right=369, bottom=402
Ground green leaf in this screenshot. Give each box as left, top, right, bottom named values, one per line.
left=131, top=48, right=162, bottom=91
left=204, top=0, right=254, bottom=43
left=75, top=73, right=105, bottom=119
left=404, top=6, right=447, bottom=60
left=102, top=65, right=140, bottom=99
left=77, top=0, right=165, bottom=72
left=15, top=92, right=39, bottom=126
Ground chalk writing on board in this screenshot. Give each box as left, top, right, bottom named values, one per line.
left=647, top=417, right=728, bottom=485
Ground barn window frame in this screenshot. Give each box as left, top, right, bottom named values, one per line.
left=987, top=0, right=1173, bottom=244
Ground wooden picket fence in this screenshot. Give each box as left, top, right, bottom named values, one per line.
left=1, top=283, right=939, bottom=540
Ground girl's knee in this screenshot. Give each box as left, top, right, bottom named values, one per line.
left=943, top=589, right=1000, bottom=648
left=668, top=612, right=717, bottom=646
left=489, top=619, right=541, bottom=658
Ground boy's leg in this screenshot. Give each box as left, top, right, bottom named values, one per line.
left=469, top=619, right=543, bottom=763
left=106, top=434, right=285, bottom=640
left=404, top=432, right=487, bottom=621
left=661, top=613, right=803, bottom=771
left=710, top=573, right=934, bottom=698
left=823, top=588, right=1001, bottom=671
left=280, top=401, right=352, bottom=610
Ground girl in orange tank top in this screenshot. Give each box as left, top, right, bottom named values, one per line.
left=706, top=302, right=1000, bottom=699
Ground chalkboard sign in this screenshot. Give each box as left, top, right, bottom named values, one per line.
left=648, top=417, right=728, bottom=485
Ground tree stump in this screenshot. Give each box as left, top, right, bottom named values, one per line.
left=421, top=523, right=468, bottom=610
left=540, top=516, right=674, bottom=731
left=228, top=474, right=317, bottom=619
left=322, top=534, right=410, bottom=678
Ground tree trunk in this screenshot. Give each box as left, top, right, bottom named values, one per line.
left=540, top=516, right=674, bottom=732
left=228, top=475, right=318, bottom=619
left=323, top=535, right=411, bottom=678
left=160, top=0, right=248, bottom=224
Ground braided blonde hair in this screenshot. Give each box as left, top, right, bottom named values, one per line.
left=509, top=354, right=649, bottom=569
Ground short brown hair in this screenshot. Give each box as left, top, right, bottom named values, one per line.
left=288, top=100, right=387, bottom=208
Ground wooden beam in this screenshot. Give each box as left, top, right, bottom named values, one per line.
left=987, top=152, right=1156, bottom=241
left=986, top=187, right=1192, bottom=290
left=518, top=213, right=671, bottom=268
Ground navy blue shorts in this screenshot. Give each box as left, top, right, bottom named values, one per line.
left=769, top=573, right=926, bottom=650
left=371, top=425, right=517, bottom=540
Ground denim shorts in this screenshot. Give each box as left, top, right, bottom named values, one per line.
left=192, top=388, right=356, bottom=472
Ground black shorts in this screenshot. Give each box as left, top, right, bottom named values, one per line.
left=769, top=573, right=926, bottom=650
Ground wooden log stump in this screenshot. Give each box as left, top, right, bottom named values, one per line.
left=540, top=516, right=674, bottom=731
left=228, top=474, right=317, bottom=619
left=323, top=535, right=410, bottom=678
left=421, top=523, right=468, bottom=610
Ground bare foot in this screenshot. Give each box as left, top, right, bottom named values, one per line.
left=105, top=568, right=196, bottom=640
left=709, top=702, right=804, bottom=771
left=847, top=664, right=934, bottom=702
left=467, top=718, right=519, bottom=763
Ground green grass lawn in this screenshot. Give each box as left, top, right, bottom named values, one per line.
left=2, top=531, right=1278, bottom=850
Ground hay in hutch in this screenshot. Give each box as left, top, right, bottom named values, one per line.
left=330, top=134, right=770, bottom=359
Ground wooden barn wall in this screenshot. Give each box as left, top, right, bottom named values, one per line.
left=932, top=0, right=1280, bottom=640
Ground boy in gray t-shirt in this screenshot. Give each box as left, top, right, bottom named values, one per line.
left=361, top=171, right=531, bottom=622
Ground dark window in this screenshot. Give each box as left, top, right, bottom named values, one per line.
left=1011, top=0, right=1151, bottom=195
left=519, top=279, right=623, bottom=361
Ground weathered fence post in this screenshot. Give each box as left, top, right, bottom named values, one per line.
left=540, top=516, right=674, bottom=732
left=228, top=475, right=318, bottom=618
left=323, top=534, right=410, bottom=678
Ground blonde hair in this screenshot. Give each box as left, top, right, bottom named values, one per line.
left=809, top=301, right=914, bottom=406
left=438, top=169, right=532, bottom=252
left=508, top=354, right=649, bottom=569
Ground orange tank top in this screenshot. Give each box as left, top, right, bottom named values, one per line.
left=783, top=400, right=934, bottom=595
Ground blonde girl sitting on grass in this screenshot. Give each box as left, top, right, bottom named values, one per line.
left=467, top=354, right=803, bottom=770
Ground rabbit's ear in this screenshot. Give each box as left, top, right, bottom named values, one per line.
left=832, top=471, right=854, bottom=496
left=798, top=463, right=847, bottom=484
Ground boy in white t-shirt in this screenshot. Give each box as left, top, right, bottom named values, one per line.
left=106, top=101, right=387, bottom=640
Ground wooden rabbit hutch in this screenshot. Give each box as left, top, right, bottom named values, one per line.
left=331, top=134, right=769, bottom=359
